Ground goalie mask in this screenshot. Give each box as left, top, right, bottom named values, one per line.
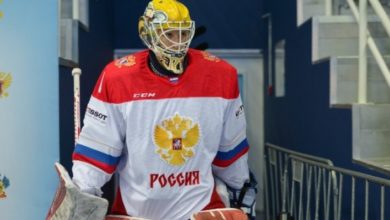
left=139, top=0, right=195, bottom=74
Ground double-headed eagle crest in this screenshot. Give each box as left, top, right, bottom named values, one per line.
left=154, top=113, right=200, bottom=166
left=0, top=72, right=12, bottom=98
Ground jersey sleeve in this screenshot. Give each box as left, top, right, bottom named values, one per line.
left=212, top=70, right=250, bottom=189
left=72, top=68, right=126, bottom=195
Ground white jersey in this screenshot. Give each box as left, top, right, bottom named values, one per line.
left=72, top=49, right=250, bottom=220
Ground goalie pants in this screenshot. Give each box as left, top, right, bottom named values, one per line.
left=110, top=187, right=225, bottom=216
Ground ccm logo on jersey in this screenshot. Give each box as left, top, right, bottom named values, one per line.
left=133, top=92, right=156, bottom=98
left=150, top=171, right=200, bottom=188
left=86, top=107, right=108, bottom=124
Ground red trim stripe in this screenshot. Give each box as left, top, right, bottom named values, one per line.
left=111, top=187, right=128, bottom=215
left=202, top=186, right=226, bottom=210
left=72, top=153, right=117, bottom=174
left=92, top=50, right=240, bottom=104
left=212, top=146, right=249, bottom=167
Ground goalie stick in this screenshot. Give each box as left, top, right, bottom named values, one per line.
left=72, top=68, right=82, bottom=145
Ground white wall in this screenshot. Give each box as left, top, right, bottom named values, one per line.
left=0, top=1, right=59, bottom=219
left=209, top=49, right=264, bottom=212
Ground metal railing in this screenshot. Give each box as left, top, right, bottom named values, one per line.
left=326, top=0, right=390, bottom=103
left=264, top=143, right=339, bottom=220
left=264, top=143, right=390, bottom=220
left=289, top=155, right=390, bottom=220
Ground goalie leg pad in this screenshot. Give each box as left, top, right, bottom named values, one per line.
left=105, top=215, right=151, bottom=220
left=190, top=208, right=248, bottom=220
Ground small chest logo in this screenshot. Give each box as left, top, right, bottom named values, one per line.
left=115, top=55, right=136, bottom=68
left=201, top=51, right=220, bottom=62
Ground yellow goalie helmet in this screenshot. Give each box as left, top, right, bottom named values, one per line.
left=139, top=0, right=195, bottom=74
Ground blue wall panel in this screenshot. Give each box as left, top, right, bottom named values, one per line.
left=264, top=1, right=390, bottom=218
left=113, top=0, right=264, bottom=49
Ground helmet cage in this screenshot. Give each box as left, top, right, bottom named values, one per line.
left=150, top=21, right=195, bottom=58
left=139, top=1, right=196, bottom=74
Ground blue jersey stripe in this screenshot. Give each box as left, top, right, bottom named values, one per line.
left=215, top=139, right=249, bottom=161
left=74, top=144, right=121, bottom=166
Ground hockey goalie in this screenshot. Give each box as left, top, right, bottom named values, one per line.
left=47, top=0, right=257, bottom=219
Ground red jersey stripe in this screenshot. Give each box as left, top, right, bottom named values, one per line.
left=92, top=49, right=240, bottom=104
left=73, top=153, right=117, bottom=174
left=212, top=146, right=249, bottom=168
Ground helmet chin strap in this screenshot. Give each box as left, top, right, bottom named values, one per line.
left=149, top=50, right=188, bottom=77
left=156, top=51, right=185, bottom=74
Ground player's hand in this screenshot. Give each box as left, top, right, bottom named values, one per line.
left=227, top=172, right=257, bottom=220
